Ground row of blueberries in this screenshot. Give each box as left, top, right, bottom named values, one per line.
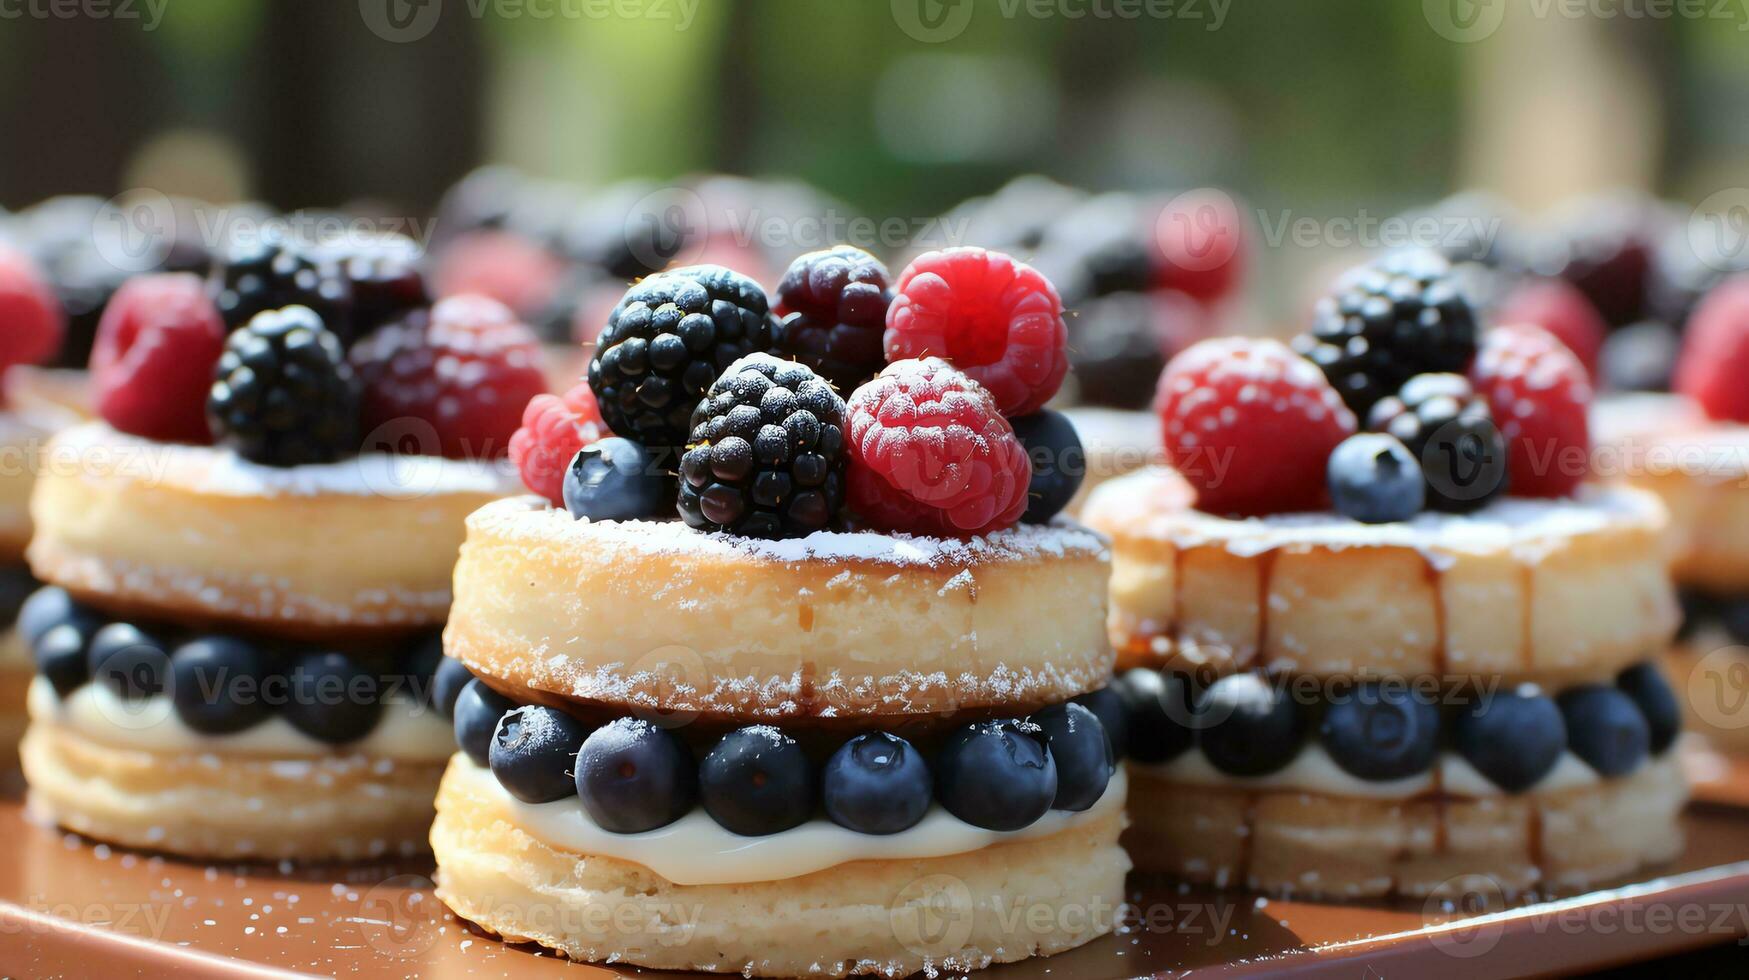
left=437, top=670, right=1117, bottom=838
left=1111, top=662, right=1680, bottom=792
left=19, top=587, right=446, bottom=744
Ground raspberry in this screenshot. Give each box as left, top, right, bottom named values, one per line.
left=1470, top=324, right=1593, bottom=498
left=1675, top=275, right=1749, bottom=424
left=773, top=246, right=892, bottom=393
left=1151, top=188, right=1247, bottom=305
left=509, top=382, right=609, bottom=505
left=432, top=229, right=566, bottom=320
left=1156, top=338, right=1357, bottom=516
left=349, top=294, right=549, bottom=460
left=1494, top=278, right=1606, bottom=378
left=845, top=358, right=1031, bottom=537
left=884, top=247, right=1068, bottom=416
left=0, top=244, right=65, bottom=378
left=91, top=274, right=227, bottom=443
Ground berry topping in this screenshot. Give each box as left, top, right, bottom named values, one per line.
left=845, top=357, right=1031, bottom=536
left=0, top=244, right=65, bottom=377
left=884, top=247, right=1068, bottom=416
left=1195, top=673, right=1305, bottom=777
left=1617, top=662, right=1680, bottom=756
left=1062, top=292, right=1169, bottom=411
left=1156, top=338, right=1356, bottom=516
left=208, top=307, right=360, bottom=467
left=325, top=233, right=430, bottom=335
left=283, top=652, right=381, bottom=745
left=91, top=273, right=227, bottom=444
left=1558, top=685, right=1651, bottom=777
left=349, top=294, right=548, bottom=460
left=699, top=726, right=817, bottom=836
left=773, top=245, right=893, bottom=393
left=34, top=625, right=89, bottom=698
left=1675, top=275, right=1749, bottom=423
left=1469, top=324, right=1592, bottom=498
left=565, top=436, right=675, bottom=522
left=1367, top=373, right=1507, bottom=512
left=680, top=354, right=847, bottom=539
left=1150, top=188, right=1247, bottom=305
left=210, top=238, right=353, bottom=341
left=589, top=264, right=779, bottom=450
left=1453, top=688, right=1566, bottom=793
left=1494, top=277, right=1606, bottom=377
left=1327, top=433, right=1425, bottom=524
left=18, top=586, right=100, bottom=651
left=454, top=678, right=515, bottom=767
left=490, top=705, right=592, bottom=804
left=1010, top=410, right=1085, bottom=525
left=87, top=622, right=170, bottom=702
left=432, top=656, right=475, bottom=720
left=510, top=382, right=610, bottom=505
left=935, top=720, right=1057, bottom=832
left=1295, top=249, right=1481, bottom=415
left=1116, top=668, right=1196, bottom=764
left=1031, top=702, right=1113, bottom=811
left=574, top=717, right=698, bottom=834
left=1070, top=685, right=1129, bottom=761
left=1318, top=682, right=1440, bottom=782
left=170, top=636, right=273, bottom=735
left=821, top=732, right=933, bottom=836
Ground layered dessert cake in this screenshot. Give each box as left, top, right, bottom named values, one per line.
left=1088, top=250, right=1686, bottom=898
left=19, top=237, right=545, bottom=860
left=431, top=250, right=1131, bottom=975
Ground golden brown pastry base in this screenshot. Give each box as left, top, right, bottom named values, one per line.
left=430, top=755, right=1131, bottom=977
left=1124, top=756, right=1686, bottom=899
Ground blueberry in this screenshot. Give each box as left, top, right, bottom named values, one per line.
left=454, top=678, right=515, bottom=767
left=396, top=632, right=444, bottom=707
left=170, top=636, right=274, bottom=735
left=1328, top=434, right=1425, bottom=524
left=282, top=652, right=382, bottom=745
left=1617, top=662, right=1681, bottom=754
left=87, top=623, right=171, bottom=702
left=1032, top=702, right=1113, bottom=811
left=574, top=717, right=696, bottom=833
left=19, top=586, right=100, bottom=649
left=1454, top=689, right=1566, bottom=792
left=1071, top=685, right=1129, bottom=760
left=33, top=624, right=90, bottom=697
left=1319, top=682, right=1440, bottom=781
left=1196, top=673, right=1306, bottom=777
left=935, top=720, right=1057, bottom=831
left=489, top=705, right=591, bottom=804
left=432, top=656, right=475, bottom=719
left=1010, top=410, right=1085, bottom=524
left=1600, top=321, right=1678, bottom=393
left=563, top=437, right=672, bottom=521
left=1559, top=684, right=1650, bottom=777
left=1118, top=668, right=1196, bottom=764
left=700, top=726, right=817, bottom=836
left=822, top=733, right=932, bottom=835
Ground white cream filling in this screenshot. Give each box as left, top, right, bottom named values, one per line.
left=1134, top=742, right=1606, bottom=799
left=28, top=677, right=454, bottom=762
left=457, top=756, right=1127, bottom=887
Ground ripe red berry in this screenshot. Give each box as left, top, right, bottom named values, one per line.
left=1151, top=188, right=1247, bottom=305
left=432, top=229, right=566, bottom=320
left=884, top=247, right=1067, bottom=416
left=350, top=294, right=549, bottom=459
left=846, top=358, right=1031, bottom=537
left=1155, top=338, right=1356, bottom=516
left=1470, top=324, right=1593, bottom=498
left=0, top=244, right=65, bottom=379
left=1494, top=277, right=1606, bottom=378
left=90, top=273, right=226, bottom=443
left=509, top=382, right=609, bottom=505
left=1675, top=274, right=1749, bottom=424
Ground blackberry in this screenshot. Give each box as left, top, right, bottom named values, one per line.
left=563, top=182, right=691, bottom=281
left=772, top=245, right=892, bottom=393
left=1064, top=292, right=1167, bottom=410
left=209, top=238, right=354, bottom=342
left=321, top=233, right=428, bottom=336
left=1526, top=195, right=1666, bottom=328
left=1296, top=249, right=1481, bottom=415
left=679, top=353, right=846, bottom=539
left=589, top=264, right=779, bottom=450
left=208, top=306, right=361, bottom=466
left=1367, top=373, right=1507, bottom=512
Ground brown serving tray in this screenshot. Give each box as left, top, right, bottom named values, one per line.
left=2, top=747, right=1747, bottom=979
